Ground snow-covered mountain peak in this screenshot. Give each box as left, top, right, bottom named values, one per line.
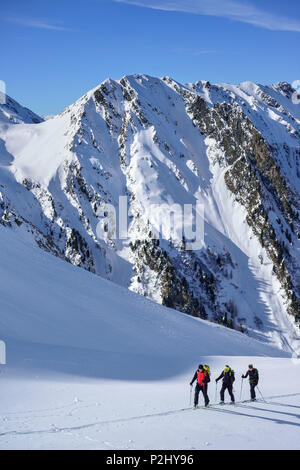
left=0, top=94, right=43, bottom=125
left=0, top=75, right=299, bottom=356
left=273, top=81, right=296, bottom=98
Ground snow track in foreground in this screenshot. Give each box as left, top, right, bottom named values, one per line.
left=2, top=393, right=300, bottom=438
left=0, top=226, right=299, bottom=449
left=1, top=368, right=300, bottom=450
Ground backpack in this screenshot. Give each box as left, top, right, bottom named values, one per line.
left=203, top=365, right=211, bottom=383
left=250, top=368, right=259, bottom=384
left=225, top=367, right=235, bottom=383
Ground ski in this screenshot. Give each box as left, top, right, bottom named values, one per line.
left=192, top=398, right=261, bottom=409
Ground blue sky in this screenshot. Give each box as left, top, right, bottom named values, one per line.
left=1, top=0, right=300, bottom=116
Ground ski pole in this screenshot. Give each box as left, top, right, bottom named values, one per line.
left=189, top=384, right=193, bottom=406
left=257, top=386, right=266, bottom=403
left=240, top=377, right=244, bottom=401
left=215, top=381, right=218, bottom=402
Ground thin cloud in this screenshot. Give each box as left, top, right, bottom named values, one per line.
left=4, top=16, right=74, bottom=31
left=114, top=0, right=300, bottom=32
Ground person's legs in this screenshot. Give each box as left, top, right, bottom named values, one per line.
left=250, top=384, right=256, bottom=399
left=194, top=384, right=200, bottom=406
left=228, top=384, right=235, bottom=402
left=220, top=384, right=226, bottom=402
left=201, top=384, right=210, bottom=406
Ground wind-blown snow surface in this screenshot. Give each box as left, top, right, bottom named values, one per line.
left=0, top=226, right=299, bottom=450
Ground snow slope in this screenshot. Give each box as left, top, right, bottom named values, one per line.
left=0, top=77, right=299, bottom=355
left=0, top=80, right=299, bottom=451
left=0, top=226, right=299, bottom=450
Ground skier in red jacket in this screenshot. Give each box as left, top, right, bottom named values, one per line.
left=190, top=364, right=210, bottom=408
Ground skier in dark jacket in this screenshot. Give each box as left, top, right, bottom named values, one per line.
left=242, top=364, right=259, bottom=401
left=190, top=364, right=210, bottom=408
left=216, top=365, right=235, bottom=404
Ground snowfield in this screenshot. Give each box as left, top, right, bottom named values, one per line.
left=0, top=76, right=299, bottom=356
left=0, top=226, right=299, bottom=450
left=0, top=76, right=300, bottom=450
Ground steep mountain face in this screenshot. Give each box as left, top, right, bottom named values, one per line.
left=0, top=75, right=299, bottom=354
left=0, top=94, right=43, bottom=125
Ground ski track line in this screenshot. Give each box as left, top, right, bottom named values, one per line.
left=0, top=402, right=99, bottom=422
left=199, top=404, right=300, bottom=429
left=1, top=393, right=300, bottom=439
left=0, top=401, right=83, bottom=417
left=233, top=404, right=300, bottom=420
left=0, top=407, right=193, bottom=438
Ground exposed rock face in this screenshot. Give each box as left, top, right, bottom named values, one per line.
left=185, top=92, right=299, bottom=320
left=0, top=75, right=299, bottom=352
